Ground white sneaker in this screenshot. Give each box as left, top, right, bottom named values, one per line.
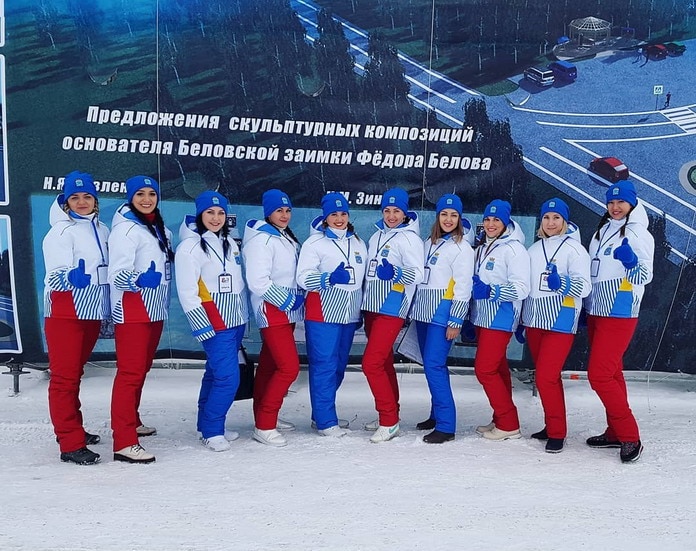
left=136, top=425, right=157, bottom=437
left=253, top=428, right=288, bottom=447
left=312, top=419, right=350, bottom=430
left=475, top=422, right=495, bottom=435
left=226, top=431, right=240, bottom=442
left=276, top=418, right=296, bottom=432
left=364, top=419, right=379, bottom=432
left=201, top=435, right=231, bottom=452
left=318, top=425, right=350, bottom=437
left=482, top=427, right=521, bottom=441
left=113, top=444, right=156, bottom=463
left=370, top=423, right=400, bottom=443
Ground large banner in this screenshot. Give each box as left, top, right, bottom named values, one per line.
left=1, top=0, right=694, bottom=372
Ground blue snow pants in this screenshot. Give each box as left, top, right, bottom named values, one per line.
left=305, top=320, right=358, bottom=430
left=415, top=321, right=456, bottom=433
left=198, top=325, right=245, bottom=438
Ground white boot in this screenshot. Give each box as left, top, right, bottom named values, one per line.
left=136, top=425, right=157, bottom=437
left=276, top=418, right=296, bottom=432
left=482, top=427, right=521, bottom=441
left=318, top=425, right=350, bottom=437
left=312, top=419, right=350, bottom=430
left=475, top=422, right=495, bottom=435
left=370, top=423, right=400, bottom=443
left=201, top=435, right=231, bottom=452
left=363, top=419, right=379, bottom=432
left=113, top=444, right=156, bottom=463
left=253, top=428, right=288, bottom=447
left=225, top=431, right=240, bottom=442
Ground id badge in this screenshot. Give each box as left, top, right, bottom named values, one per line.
left=591, top=258, right=600, bottom=278
left=422, top=266, right=431, bottom=285
left=97, top=264, right=109, bottom=285
left=367, top=259, right=378, bottom=278
left=164, top=261, right=172, bottom=281
left=345, top=266, right=356, bottom=285
left=219, top=273, right=232, bottom=293
left=538, top=271, right=551, bottom=292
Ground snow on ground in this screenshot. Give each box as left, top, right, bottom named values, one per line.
left=1, top=365, right=695, bottom=551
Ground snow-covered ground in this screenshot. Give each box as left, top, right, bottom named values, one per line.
left=1, top=365, right=695, bottom=551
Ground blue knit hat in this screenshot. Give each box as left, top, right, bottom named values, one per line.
left=381, top=188, right=409, bottom=214
left=63, top=171, right=97, bottom=199
left=322, top=192, right=350, bottom=219
left=262, top=189, right=292, bottom=218
left=126, top=175, right=160, bottom=204
left=195, top=190, right=228, bottom=216
left=483, top=199, right=511, bottom=226
left=606, top=180, right=637, bottom=207
left=540, top=197, right=569, bottom=222
left=436, top=194, right=463, bottom=216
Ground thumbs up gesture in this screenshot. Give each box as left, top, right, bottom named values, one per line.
left=376, top=258, right=396, bottom=281
left=136, top=261, right=162, bottom=289
left=613, top=238, right=638, bottom=269
left=546, top=263, right=562, bottom=291
left=329, top=262, right=351, bottom=285
left=68, top=258, right=91, bottom=289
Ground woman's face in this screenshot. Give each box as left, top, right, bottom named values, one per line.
left=438, top=209, right=460, bottom=233
left=483, top=216, right=505, bottom=238
left=383, top=207, right=405, bottom=229
left=541, top=212, right=564, bottom=236
left=201, top=207, right=227, bottom=233
left=607, top=200, right=632, bottom=220
left=67, top=192, right=96, bottom=216
left=326, top=211, right=349, bottom=230
left=269, top=207, right=292, bottom=229
left=131, top=188, right=158, bottom=215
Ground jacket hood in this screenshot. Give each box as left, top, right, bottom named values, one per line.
left=603, top=200, right=650, bottom=232
left=566, top=221, right=582, bottom=243
left=179, top=215, right=199, bottom=241
left=374, top=211, right=421, bottom=235
left=494, top=218, right=526, bottom=246
left=242, top=218, right=283, bottom=246
left=111, top=203, right=145, bottom=228
left=49, top=195, right=99, bottom=227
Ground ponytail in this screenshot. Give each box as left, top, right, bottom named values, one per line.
left=129, top=204, right=175, bottom=262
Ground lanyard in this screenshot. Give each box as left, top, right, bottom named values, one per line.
left=152, top=224, right=170, bottom=255
left=475, top=240, right=501, bottom=272
left=541, top=237, right=569, bottom=265
left=279, top=230, right=299, bottom=259
left=426, top=238, right=447, bottom=264
left=594, top=226, right=621, bottom=259
left=206, top=236, right=228, bottom=272
left=89, top=218, right=107, bottom=265
left=373, top=232, right=398, bottom=260
left=332, top=238, right=352, bottom=266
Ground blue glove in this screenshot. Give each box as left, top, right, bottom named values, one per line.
left=613, top=237, right=638, bottom=269
left=546, top=264, right=561, bottom=291
left=472, top=275, right=491, bottom=300
left=136, top=261, right=162, bottom=289
left=68, top=258, right=91, bottom=289
left=376, top=258, right=395, bottom=281
left=461, top=320, right=477, bottom=342
left=515, top=324, right=526, bottom=344
left=289, top=293, right=305, bottom=311
left=329, top=262, right=351, bottom=285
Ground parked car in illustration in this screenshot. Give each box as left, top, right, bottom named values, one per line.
left=524, top=66, right=555, bottom=87
left=664, top=42, right=686, bottom=56
left=588, top=157, right=630, bottom=183
left=645, top=44, right=668, bottom=60
left=548, top=60, right=577, bottom=82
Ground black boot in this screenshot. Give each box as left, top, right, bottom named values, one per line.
left=423, top=430, right=455, bottom=444
left=530, top=428, right=548, bottom=440
left=56, top=431, right=101, bottom=446
left=620, top=441, right=643, bottom=463
left=545, top=438, right=564, bottom=453
left=60, top=447, right=101, bottom=465
left=416, top=418, right=436, bottom=431
left=586, top=433, right=621, bottom=448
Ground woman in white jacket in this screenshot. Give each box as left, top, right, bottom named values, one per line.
left=175, top=191, right=248, bottom=452
left=242, top=189, right=304, bottom=447
left=108, top=175, right=174, bottom=464
left=410, top=194, right=474, bottom=444
left=471, top=199, right=530, bottom=441
left=361, top=188, right=424, bottom=443
left=522, top=198, right=591, bottom=453
left=42, top=171, right=109, bottom=465
left=296, top=193, right=367, bottom=437
left=584, top=180, right=654, bottom=463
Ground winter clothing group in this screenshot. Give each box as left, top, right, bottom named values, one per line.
left=43, top=176, right=653, bottom=465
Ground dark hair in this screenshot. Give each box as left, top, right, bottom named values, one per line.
left=593, top=206, right=634, bottom=240
left=265, top=217, right=300, bottom=244
left=129, top=204, right=175, bottom=262
left=321, top=220, right=361, bottom=242
left=195, top=213, right=231, bottom=258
